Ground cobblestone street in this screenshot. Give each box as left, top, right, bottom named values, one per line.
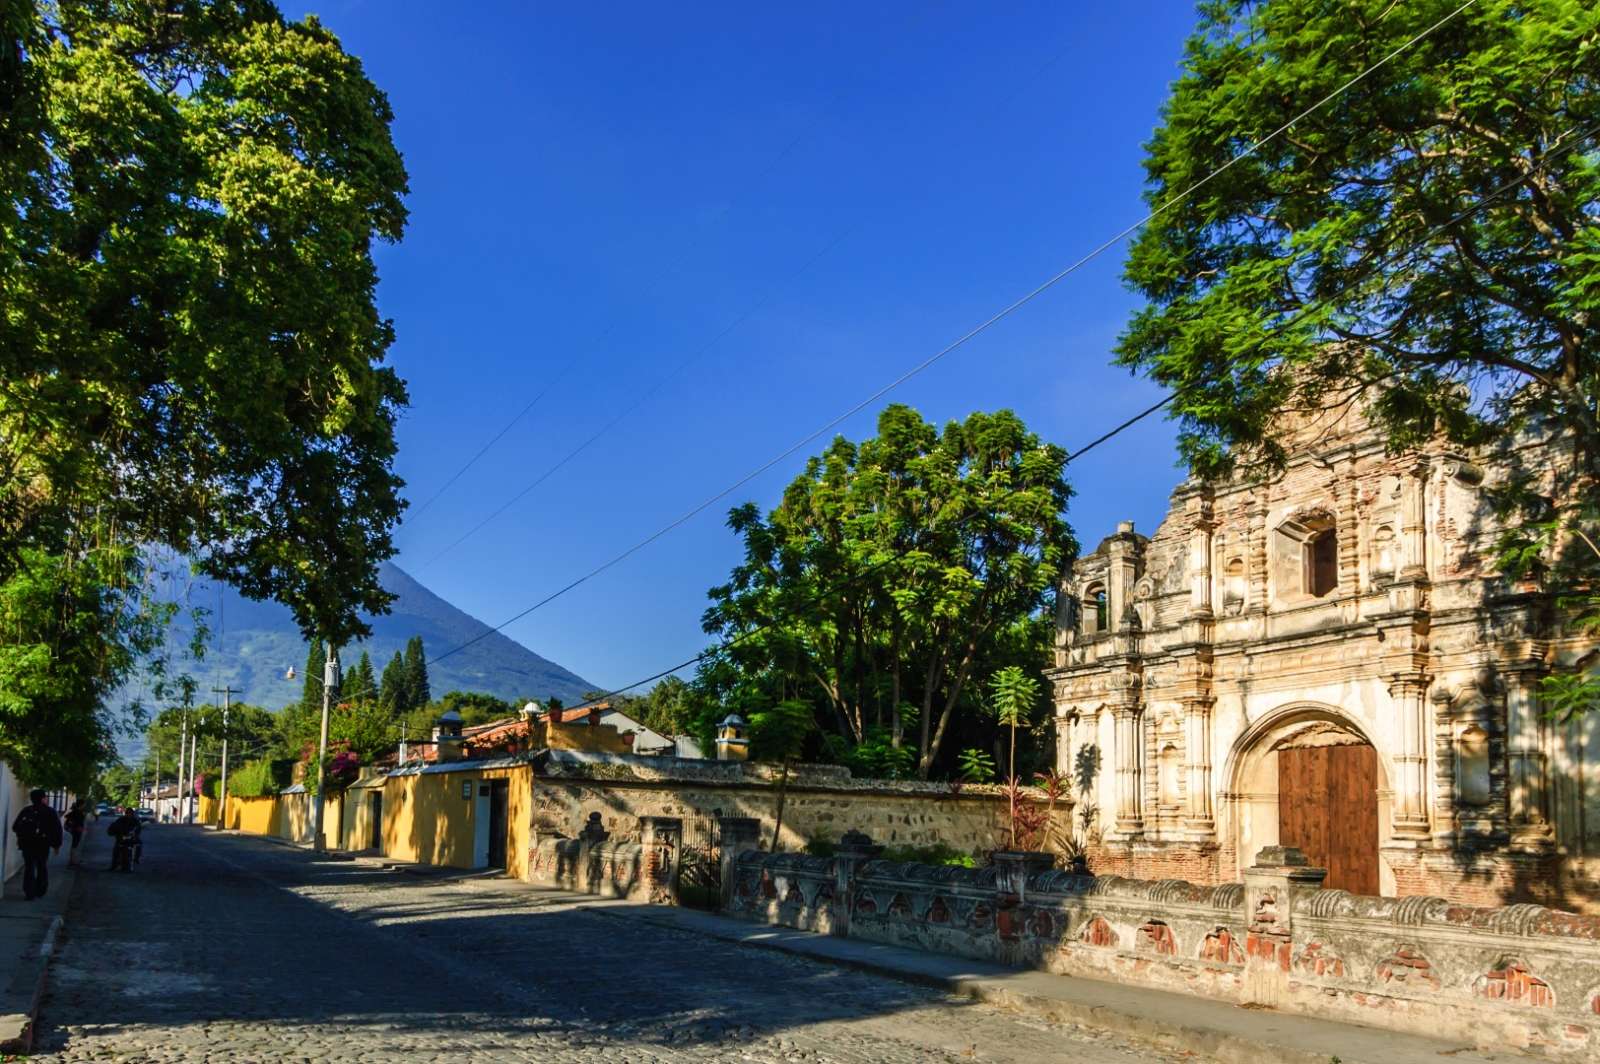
left=33, top=828, right=1197, bottom=1062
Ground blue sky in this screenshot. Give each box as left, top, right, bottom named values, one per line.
left=293, top=1, right=1200, bottom=692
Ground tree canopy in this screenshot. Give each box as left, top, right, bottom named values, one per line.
left=1118, top=0, right=1599, bottom=480
left=1117, top=0, right=1600, bottom=710
left=691, top=405, right=1074, bottom=778
left=1, top=0, right=410, bottom=788
left=1, top=0, right=410, bottom=644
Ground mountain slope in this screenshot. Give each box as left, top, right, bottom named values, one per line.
left=191, top=562, right=596, bottom=710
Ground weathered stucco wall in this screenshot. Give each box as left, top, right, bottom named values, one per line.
left=530, top=752, right=1066, bottom=859
left=381, top=761, right=531, bottom=876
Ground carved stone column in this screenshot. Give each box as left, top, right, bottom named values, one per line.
left=1505, top=668, right=1552, bottom=846
left=1399, top=460, right=1429, bottom=579
left=1112, top=704, right=1145, bottom=837
left=1182, top=697, right=1216, bottom=835
left=832, top=829, right=883, bottom=938
left=1389, top=673, right=1432, bottom=837
left=717, top=816, right=764, bottom=912
left=1429, top=688, right=1457, bottom=849
left=1186, top=495, right=1215, bottom=618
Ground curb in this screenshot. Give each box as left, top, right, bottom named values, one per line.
left=592, top=908, right=1324, bottom=1064
left=0, top=911, right=66, bottom=1056
left=582, top=905, right=1496, bottom=1064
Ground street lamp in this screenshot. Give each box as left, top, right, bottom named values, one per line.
left=311, top=643, right=340, bottom=853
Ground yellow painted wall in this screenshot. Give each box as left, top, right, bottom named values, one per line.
left=382, top=763, right=530, bottom=873
left=279, top=792, right=311, bottom=842
left=229, top=795, right=280, bottom=836
left=542, top=720, right=633, bottom=754
left=344, top=787, right=384, bottom=853
left=198, top=795, right=220, bottom=825
left=321, top=794, right=343, bottom=850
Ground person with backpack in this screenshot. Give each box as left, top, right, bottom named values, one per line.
left=64, top=800, right=87, bottom=867
left=12, top=789, right=63, bottom=900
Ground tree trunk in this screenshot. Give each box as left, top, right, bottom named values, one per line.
left=1008, top=721, right=1017, bottom=849
left=769, top=758, right=791, bottom=853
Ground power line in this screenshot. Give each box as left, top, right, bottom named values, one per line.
left=416, top=227, right=855, bottom=571
left=442, top=110, right=1600, bottom=710
left=410, top=25, right=1108, bottom=566
left=423, top=1, right=1479, bottom=669
left=402, top=6, right=952, bottom=525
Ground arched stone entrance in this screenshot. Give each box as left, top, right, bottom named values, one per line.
left=1225, top=704, right=1393, bottom=895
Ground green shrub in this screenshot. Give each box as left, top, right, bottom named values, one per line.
left=804, top=835, right=837, bottom=858
left=228, top=758, right=283, bottom=798
left=881, top=842, right=975, bottom=868
left=804, top=835, right=974, bottom=868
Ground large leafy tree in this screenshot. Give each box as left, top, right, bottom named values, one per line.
left=1120, top=0, right=1599, bottom=475
left=697, top=405, right=1074, bottom=778
left=1, top=1, right=408, bottom=787
left=1, top=0, right=409, bottom=645
left=1118, top=0, right=1600, bottom=709
left=0, top=542, right=168, bottom=789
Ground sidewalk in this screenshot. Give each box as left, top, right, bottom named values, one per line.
left=451, top=877, right=1523, bottom=1064
left=0, top=819, right=96, bottom=1053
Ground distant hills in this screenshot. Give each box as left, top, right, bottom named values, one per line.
left=169, top=562, right=597, bottom=711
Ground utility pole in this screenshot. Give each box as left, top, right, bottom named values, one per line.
left=183, top=708, right=200, bottom=825
left=211, top=685, right=237, bottom=829
left=177, top=710, right=188, bottom=825
left=311, top=642, right=340, bottom=853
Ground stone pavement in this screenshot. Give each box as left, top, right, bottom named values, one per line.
left=32, top=827, right=1199, bottom=1062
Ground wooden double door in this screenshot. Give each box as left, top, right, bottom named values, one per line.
left=1277, top=743, right=1380, bottom=895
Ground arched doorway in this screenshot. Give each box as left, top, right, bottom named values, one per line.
left=1226, top=704, right=1390, bottom=895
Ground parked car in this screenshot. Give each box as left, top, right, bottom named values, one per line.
left=136, top=808, right=155, bottom=824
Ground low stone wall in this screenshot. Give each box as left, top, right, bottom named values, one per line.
left=531, top=751, right=1067, bottom=860
left=525, top=814, right=682, bottom=905
left=725, top=834, right=1600, bottom=1056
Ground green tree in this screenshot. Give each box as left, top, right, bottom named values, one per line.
left=700, top=405, right=1074, bottom=777
left=402, top=636, right=430, bottom=709
left=350, top=651, right=377, bottom=704
left=301, top=641, right=326, bottom=714
left=749, top=699, right=814, bottom=852
left=330, top=698, right=397, bottom=762
left=1, top=0, right=410, bottom=646
left=989, top=665, right=1041, bottom=848
left=0, top=542, right=171, bottom=788
left=1117, top=0, right=1600, bottom=708
left=97, top=760, right=146, bottom=807
left=604, top=675, right=695, bottom=737
left=379, top=651, right=406, bottom=711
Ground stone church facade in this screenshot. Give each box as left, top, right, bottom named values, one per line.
left=1048, top=405, right=1599, bottom=910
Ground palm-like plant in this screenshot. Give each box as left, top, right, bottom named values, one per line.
left=989, top=665, right=1040, bottom=849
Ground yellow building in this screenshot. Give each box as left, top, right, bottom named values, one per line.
left=381, top=756, right=534, bottom=880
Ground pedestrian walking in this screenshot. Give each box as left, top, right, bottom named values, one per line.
left=64, top=799, right=87, bottom=867
left=12, top=789, right=63, bottom=900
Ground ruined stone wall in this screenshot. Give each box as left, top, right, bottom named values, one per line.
left=727, top=841, right=1600, bottom=1056
left=529, top=752, right=1069, bottom=859
left=526, top=815, right=682, bottom=904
